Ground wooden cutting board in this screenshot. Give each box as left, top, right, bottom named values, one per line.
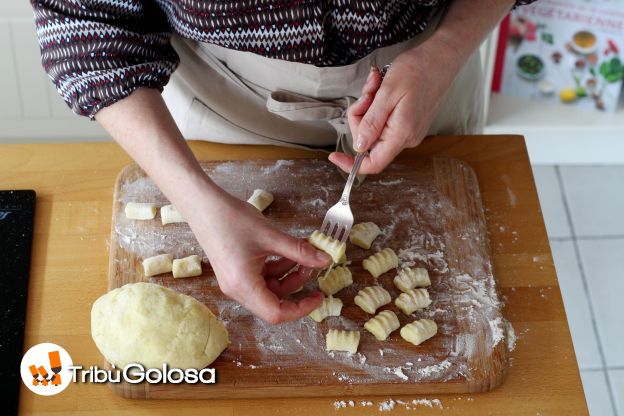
left=107, top=157, right=509, bottom=399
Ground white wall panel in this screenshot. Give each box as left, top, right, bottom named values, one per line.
left=0, top=1, right=34, bottom=19
left=11, top=19, right=50, bottom=118
left=0, top=21, right=22, bottom=118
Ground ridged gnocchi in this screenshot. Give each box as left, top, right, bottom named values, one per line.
left=349, top=222, right=381, bottom=249
left=364, top=310, right=400, bottom=341
left=354, top=286, right=391, bottom=314
left=325, top=329, right=360, bottom=354
left=394, top=267, right=431, bottom=292
left=309, top=296, right=343, bottom=322
left=394, top=288, right=432, bottom=315
left=309, top=230, right=347, bottom=264
left=318, top=266, right=352, bottom=296
left=362, top=248, right=398, bottom=278
left=247, top=189, right=274, bottom=212
left=400, top=319, right=438, bottom=346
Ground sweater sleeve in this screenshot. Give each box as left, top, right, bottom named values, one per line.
left=31, top=0, right=179, bottom=118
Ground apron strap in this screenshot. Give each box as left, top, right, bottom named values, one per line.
left=267, top=90, right=366, bottom=185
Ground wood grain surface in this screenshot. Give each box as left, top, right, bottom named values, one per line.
left=7, top=135, right=588, bottom=415
left=108, top=157, right=508, bottom=399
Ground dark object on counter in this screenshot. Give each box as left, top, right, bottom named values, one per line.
left=0, top=190, right=36, bottom=416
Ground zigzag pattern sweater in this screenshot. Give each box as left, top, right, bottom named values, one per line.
left=31, top=0, right=534, bottom=118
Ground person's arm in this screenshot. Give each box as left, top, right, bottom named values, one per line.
left=32, top=0, right=330, bottom=323
left=96, top=88, right=331, bottom=323
left=31, top=0, right=178, bottom=117
left=329, top=0, right=517, bottom=174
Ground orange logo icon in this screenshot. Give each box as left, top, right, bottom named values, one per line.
left=28, top=351, right=63, bottom=387
left=21, top=343, right=72, bottom=396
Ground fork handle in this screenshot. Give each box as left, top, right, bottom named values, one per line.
left=340, top=152, right=367, bottom=205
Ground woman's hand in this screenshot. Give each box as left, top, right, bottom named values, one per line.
left=184, top=185, right=332, bottom=324
left=96, top=88, right=331, bottom=325
left=330, top=0, right=516, bottom=175
left=329, top=38, right=463, bottom=175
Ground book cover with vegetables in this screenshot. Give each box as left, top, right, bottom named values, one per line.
left=498, top=0, right=624, bottom=112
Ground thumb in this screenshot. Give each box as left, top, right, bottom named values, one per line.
left=354, top=94, right=392, bottom=152
left=266, top=230, right=331, bottom=268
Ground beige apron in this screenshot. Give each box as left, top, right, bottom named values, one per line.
left=162, top=7, right=484, bottom=157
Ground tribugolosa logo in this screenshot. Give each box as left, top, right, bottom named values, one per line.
left=20, top=343, right=73, bottom=396
left=20, top=342, right=218, bottom=395
left=0, top=210, right=12, bottom=220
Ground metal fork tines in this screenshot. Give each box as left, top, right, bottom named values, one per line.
left=320, top=151, right=367, bottom=243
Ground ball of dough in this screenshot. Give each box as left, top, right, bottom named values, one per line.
left=91, top=282, right=229, bottom=370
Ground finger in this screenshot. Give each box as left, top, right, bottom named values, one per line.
left=362, top=67, right=382, bottom=95
left=357, top=137, right=404, bottom=175
left=347, top=69, right=382, bottom=120
left=347, top=92, right=374, bottom=118
left=242, top=282, right=324, bottom=324
left=262, top=230, right=331, bottom=268
left=328, top=152, right=355, bottom=173
left=264, top=257, right=297, bottom=279
left=266, top=267, right=315, bottom=298
left=354, top=91, right=394, bottom=152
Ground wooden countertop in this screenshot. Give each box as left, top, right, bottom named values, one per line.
left=4, top=135, right=587, bottom=415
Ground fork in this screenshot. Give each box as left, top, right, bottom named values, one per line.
left=318, top=64, right=391, bottom=243
left=319, top=150, right=367, bottom=243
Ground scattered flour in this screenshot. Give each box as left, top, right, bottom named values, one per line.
left=489, top=317, right=505, bottom=348
left=384, top=366, right=409, bottom=381
left=412, top=398, right=443, bottom=408
left=379, top=399, right=396, bottom=412
left=505, top=320, right=517, bottom=351
left=305, top=198, right=326, bottom=208
left=334, top=400, right=347, bottom=409
left=260, top=159, right=294, bottom=174
left=417, top=360, right=452, bottom=377
left=377, top=178, right=404, bottom=186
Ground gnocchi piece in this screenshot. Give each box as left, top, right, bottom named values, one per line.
left=394, top=288, right=432, bottom=315
left=394, top=267, right=431, bottom=292
left=125, top=202, right=157, bottom=220
left=309, top=230, right=346, bottom=264
left=400, top=319, right=438, bottom=346
left=160, top=204, right=186, bottom=225
left=325, top=329, right=360, bottom=354
left=172, top=255, right=202, bottom=278
left=362, top=248, right=398, bottom=278
left=318, top=266, right=353, bottom=296
left=349, top=222, right=382, bottom=249
left=309, top=296, right=343, bottom=322
left=364, top=310, right=400, bottom=341
left=142, top=253, right=173, bottom=277
left=354, top=286, right=391, bottom=314
left=247, top=189, right=274, bottom=212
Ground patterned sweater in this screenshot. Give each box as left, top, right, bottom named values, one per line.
left=31, top=0, right=535, bottom=118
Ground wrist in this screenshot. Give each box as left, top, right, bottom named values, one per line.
left=414, top=34, right=468, bottom=78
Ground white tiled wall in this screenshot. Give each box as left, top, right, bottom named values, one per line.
left=0, top=2, right=108, bottom=142
left=534, top=165, right=624, bottom=416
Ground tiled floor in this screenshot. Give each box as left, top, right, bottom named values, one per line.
left=532, top=165, right=623, bottom=416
